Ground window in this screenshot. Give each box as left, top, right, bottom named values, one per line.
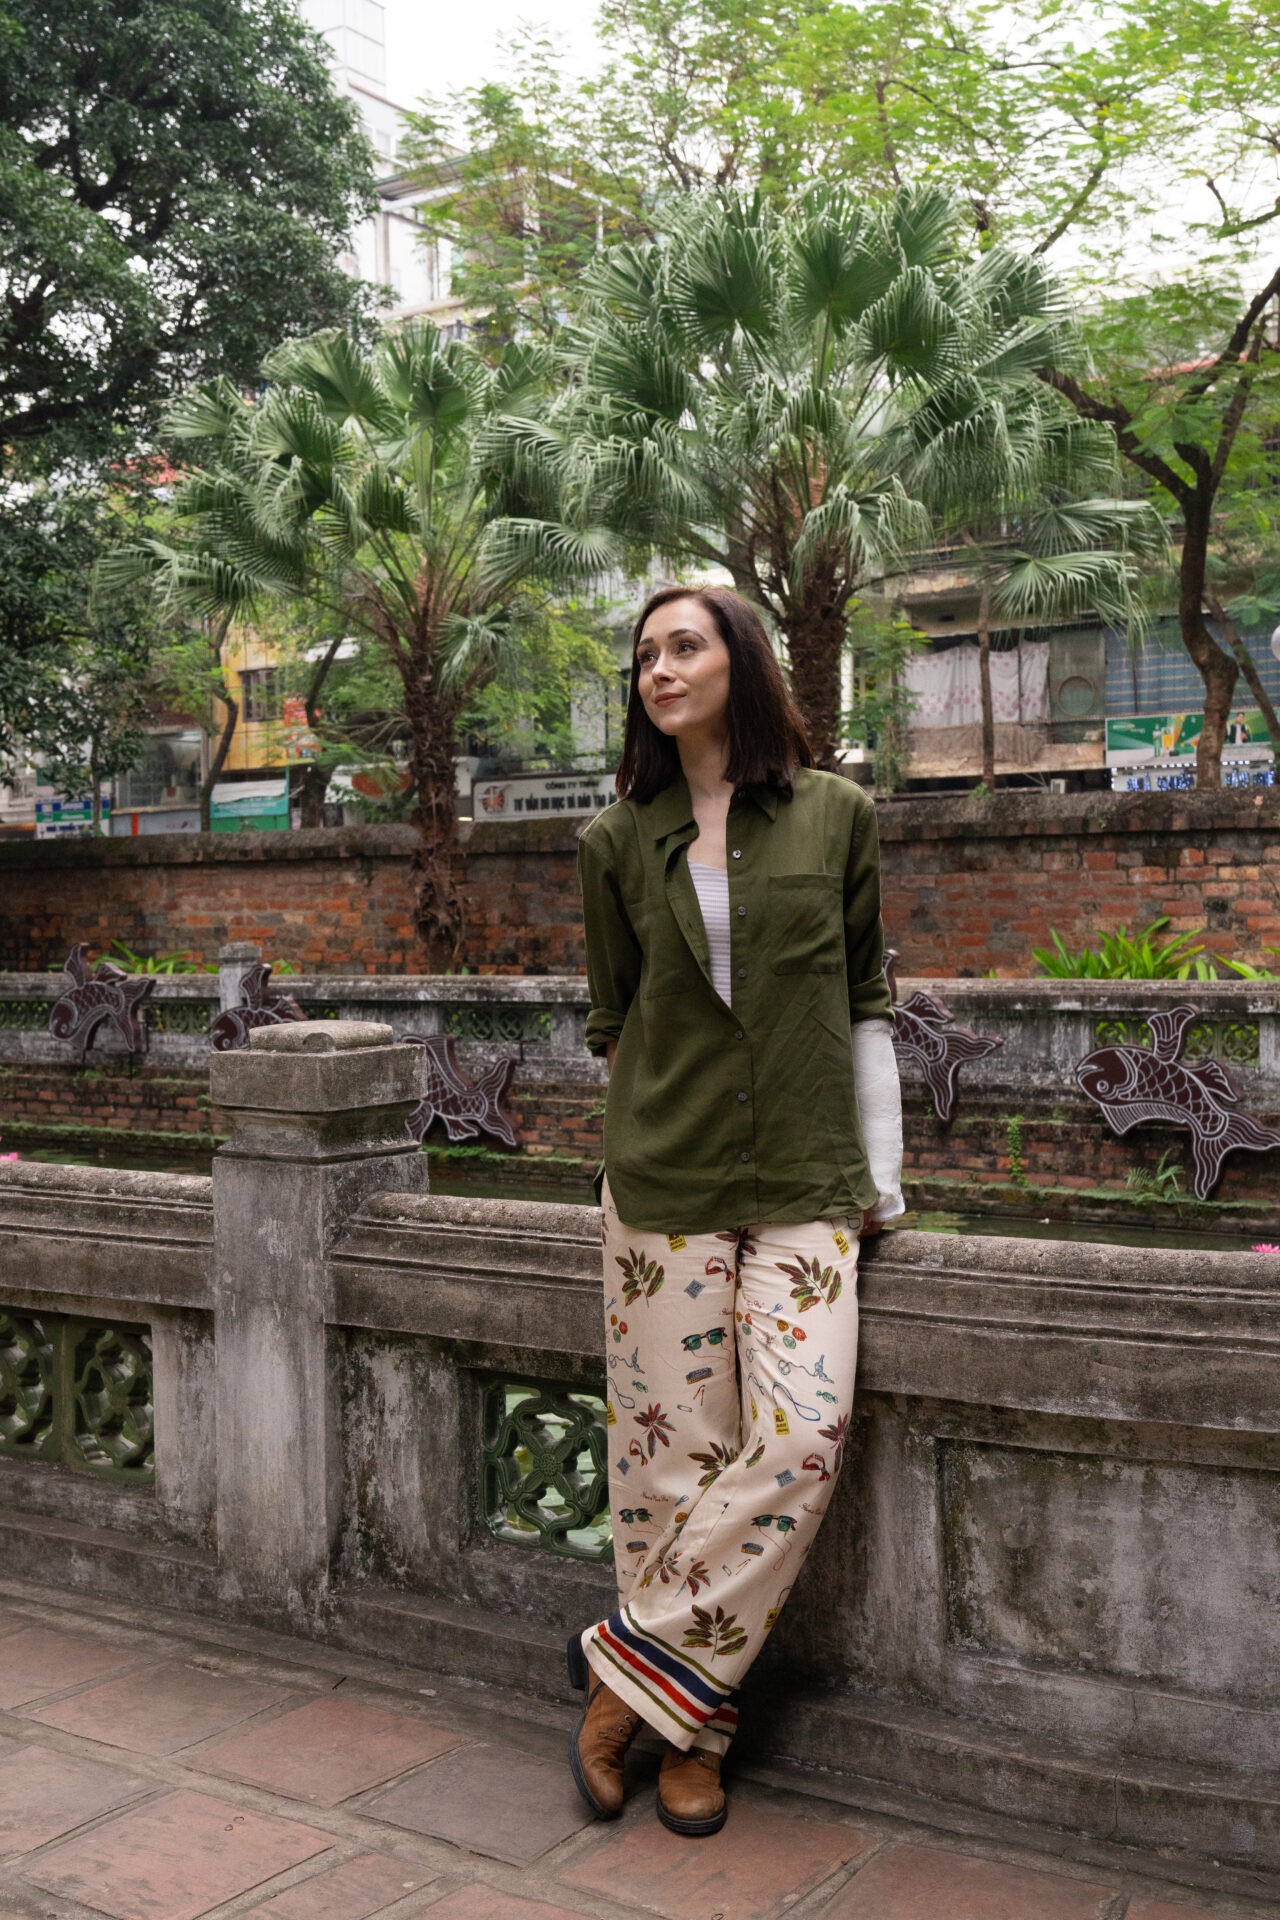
left=242, top=668, right=282, bottom=724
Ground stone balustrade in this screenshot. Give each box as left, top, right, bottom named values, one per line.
left=0, top=1019, right=1277, bottom=1890
left=3, top=953, right=1277, bottom=1105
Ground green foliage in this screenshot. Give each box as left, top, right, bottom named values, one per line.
left=842, top=606, right=926, bottom=794
left=1033, top=917, right=1209, bottom=979
left=102, top=322, right=577, bottom=955
left=106, top=943, right=217, bottom=976
left=460, top=600, right=620, bottom=768
left=0, top=0, right=377, bottom=469
left=498, top=185, right=1087, bottom=762
left=1124, top=1149, right=1185, bottom=1201
left=1004, top=1113, right=1026, bottom=1189
left=0, top=0, right=378, bottom=786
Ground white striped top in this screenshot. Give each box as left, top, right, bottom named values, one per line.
left=688, top=860, right=733, bottom=1006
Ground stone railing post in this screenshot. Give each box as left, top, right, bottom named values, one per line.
left=217, top=941, right=261, bottom=1013
left=208, top=1019, right=425, bottom=1625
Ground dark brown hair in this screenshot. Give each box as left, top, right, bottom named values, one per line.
left=616, top=585, right=813, bottom=804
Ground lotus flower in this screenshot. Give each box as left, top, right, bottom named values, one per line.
left=1251, top=1242, right=1280, bottom=1253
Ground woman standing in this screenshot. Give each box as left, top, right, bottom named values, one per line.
left=570, top=585, right=903, bottom=1836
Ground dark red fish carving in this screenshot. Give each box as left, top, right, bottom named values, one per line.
left=402, top=1032, right=519, bottom=1147
left=209, top=962, right=307, bottom=1052
left=1076, top=1003, right=1280, bottom=1200
left=47, top=944, right=154, bottom=1056
left=885, top=949, right=1003, bottom=1123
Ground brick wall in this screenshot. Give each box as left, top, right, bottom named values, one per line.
left=2, top=788, right=1278, bottom=976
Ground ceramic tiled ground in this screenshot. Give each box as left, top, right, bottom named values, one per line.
left=0, top=1581, right=1272, bottom=1920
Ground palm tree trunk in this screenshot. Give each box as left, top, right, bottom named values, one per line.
left=403, top=664, right=463, bottom=966
left=977, top=578, right=995, bottom=788
left=782, top=600, right=847, bottom=769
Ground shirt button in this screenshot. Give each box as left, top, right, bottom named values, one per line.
left=737, top=1090, right=748, bottom=1102
left=733, top=1029, right=744, bottom=1040
left=739, top=1150, right=752, bottom=1163
left=731, top=849, right=742, bottom=859
left=737, top=966, right=747, bottom=979
left=736, top=904, right=746, bottom=917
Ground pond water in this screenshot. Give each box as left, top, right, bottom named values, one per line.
left=12, top=1140, right=1268, bottom=1253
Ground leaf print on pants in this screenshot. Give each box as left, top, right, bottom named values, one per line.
left=617, top=1245, right=666, bottom=1304
left=775, top=1254, right=843, bottom=1311
left=634, top=1402, right=675, bottom=1457
left=682, top=1604, right=749, bottom=1658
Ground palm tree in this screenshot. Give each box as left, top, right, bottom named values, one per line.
left=486, top=186, right=1102, bottom=766
left=100, top=324, right=601, bottom=960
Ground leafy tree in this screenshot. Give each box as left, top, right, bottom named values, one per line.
left=148, top=613, right=238, bottom=833
left=0, top=0, right=378, bottom=466
left=492, top=186, right=1110, bottom=764
left=842, top=605, right=925, bottom=794
left=460, top=601, right=620, bottom=769
left=1043, top=269, right=1280, bottom=783
left=0, top=0, right=379, bottom=782
left=0, top=482, right=158, bottom=796
left=101, top=325, right=596, bottom=960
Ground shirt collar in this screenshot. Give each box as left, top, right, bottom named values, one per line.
left=642, top=774, right=780, bottom=842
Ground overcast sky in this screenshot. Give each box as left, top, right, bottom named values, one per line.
left=381, top=1, right=603, bottom=110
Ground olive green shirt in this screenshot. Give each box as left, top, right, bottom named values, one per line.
left=577, top=767, right=893, bottom=1234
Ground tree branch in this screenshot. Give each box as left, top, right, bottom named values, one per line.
left=1037, top=367, right=1192, bottom=504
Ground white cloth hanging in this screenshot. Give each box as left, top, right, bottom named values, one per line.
left=903, top=642, right=1050, bottom=728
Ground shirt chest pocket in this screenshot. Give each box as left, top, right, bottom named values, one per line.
left=767, top=872, right=844, bottom=975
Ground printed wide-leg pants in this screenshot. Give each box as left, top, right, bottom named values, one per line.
left=581, top=1178, right=860, bottom=1755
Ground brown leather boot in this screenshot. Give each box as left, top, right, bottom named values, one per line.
left=568, top=1678, right=642, bottom=1817
left=657, top=1744, right=727, bottom=1835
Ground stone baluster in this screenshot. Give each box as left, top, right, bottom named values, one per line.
left=208, top=1019, right=425, bottom=1626
left=217, top=941, right=261, bottom=1014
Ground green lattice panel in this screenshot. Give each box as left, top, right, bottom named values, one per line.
left=1092, top=1017, right=1259, bottom=1068
left=0, top=1309, right=154, bottom=1483
left=1222, top=1022, right=1260, bottom=1066
left=69, top=1324, right=155, bottom=1475
left=445, top=1006, right=552, bottom=1044
left=0, top=1311, right=55, bottom=1457
left=0, top=1000, right=52, bottom=1030
left=483, top=1380, right=610, bottom=1562
left=146, top=1003, right=211, bottom=1035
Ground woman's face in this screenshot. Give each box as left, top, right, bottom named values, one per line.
left=634, top=596, right=731, bottom=743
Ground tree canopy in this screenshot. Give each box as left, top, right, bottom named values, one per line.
left=0, top=0, right=378, bottom=469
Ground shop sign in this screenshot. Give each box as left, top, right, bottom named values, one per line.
left=471, top=772, right=615, bottom=820
left=1106, top=711, right=1274, bottom=791
left=34, top=791, right=111, bottom=838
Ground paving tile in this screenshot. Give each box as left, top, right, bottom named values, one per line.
left=422, top=1890, right=600, bottom=1920
left=194, top=1696, right=464, bottom=1808
left=562, top=1800, right=873, bottom=1920
left=820, top=1843, right=1116, bottom=1919
left=363, top=1742, right=594, bottom=1866
left=239, top=1851, right=433, bottom=1917
left=1126, top=1905, right=1232, bottom=1920
left=0, top=1625, right=139, bottom=1707
left=26, top=1659, right=297, bottom=1755
left=0, top=1744, right=153, bottom=1851
left=25, top=1787, right=334, bottom=1920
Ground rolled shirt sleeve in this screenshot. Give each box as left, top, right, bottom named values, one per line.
left=843, top=790, right=893, bottom=1024
left=578, top=827, right=641, bottom=1057
left=851, top=1017, right=905, bottom=1221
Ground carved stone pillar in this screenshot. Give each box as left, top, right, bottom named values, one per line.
left=208, top=1020, right=425, bottom=1625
